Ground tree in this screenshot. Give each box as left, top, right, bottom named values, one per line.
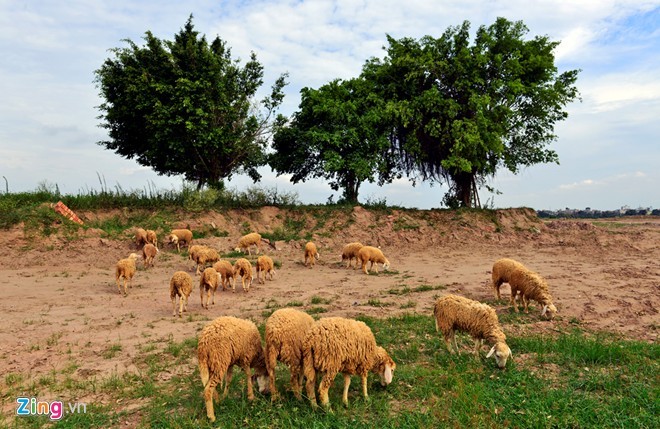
left=94, top=16, right=287, bottom=189
left=362, top=17, right=580, bottom=207
left=269, top=77, right=395, bottom=204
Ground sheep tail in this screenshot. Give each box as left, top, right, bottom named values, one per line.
left=198, top=351, right=211, bottom=387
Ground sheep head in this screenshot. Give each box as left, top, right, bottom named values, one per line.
left=168, top=234, right=178, bottom=244
left=541, top=303, right=558, bottom=320
left=383, top=258, right=391, bottom=271
left=486, top=342, right=512, bottom=369
left=373, top=346, right=396, bottom=386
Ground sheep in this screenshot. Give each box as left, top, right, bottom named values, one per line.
left=357, top=246, right=390, bottom=275
left=192, top=247, right=221, bottom=276
left=115, top=253, right=139, bottom=295
left=197, top=316, right=269, bottom=422
left=170, top=271, right=193, bottom=317
left=341, top=242, right=363, bottom=269
left=433, top=294, right=512, bottom=369
left=264, top=308, right=315, bottom=401
left=235, top=232, right=263, bottom=255
left=213, top=260, right=235, bottom=292
left=134, top=227, right=148, bottom=247
left=233, top=258, right=253, bottom=292
left=145, top=229, right=158, bottom=249
left=304, top=241, right=320, bottom=268
left=167, top=228, right=193, bottom=252
left=508, top=268, right=558, bottom=320
left=142, top=243, right=158, bottom=268
left=303, top=317, right=396, bottom=411
left=256, top=255, right=275, bottom=284
left=491, top=258, right=527, bottom=300
left=199, top=267, right=220, bottom=309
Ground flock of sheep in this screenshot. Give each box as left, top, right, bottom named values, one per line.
left=114, top=226, right=558, bottom=422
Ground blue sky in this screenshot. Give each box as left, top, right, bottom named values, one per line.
left=1, top=0, right=658, bottom=210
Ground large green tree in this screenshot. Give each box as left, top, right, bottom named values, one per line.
left=362, top=17, right=580, bottom=207
left=94, top=16, right=287, bottom=189
left=270, top=77, right=395, bottom=203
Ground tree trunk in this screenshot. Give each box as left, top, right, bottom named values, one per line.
left=342, top=177, right=360, bottom=204
left=453, top=171, right=474, bottom=208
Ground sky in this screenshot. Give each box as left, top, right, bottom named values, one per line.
left=1, top=0, right=659, bottom=211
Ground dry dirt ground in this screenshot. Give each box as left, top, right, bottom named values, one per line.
left=1, top=207, right=658, bottom=416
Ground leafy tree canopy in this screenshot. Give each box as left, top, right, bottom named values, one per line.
left=361, top=17, right=580, bottom=207
left=94, top=16, right=287, bottom=189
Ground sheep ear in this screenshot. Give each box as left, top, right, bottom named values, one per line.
left=384, top=365, right=393, bottom=384
left=486, top=345, right=496, bottom=358
left=542, top=305, right=548, bottom=316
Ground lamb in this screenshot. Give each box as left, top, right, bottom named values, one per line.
left=142, top=243, right=158, bottom=268
left=341, top=242, right=363, bottom=269
left=170, top=271, right=193, bottom=317
left=192, top=247, right=221, bottom=276
left=145, top=229, right=158, bottom=248
left=508, top=268, right=558, bottom=320
left=235, top=232, right=266, bottom=255
left=256, top=255, right=275, bottom=284
left=303, top=317, right=396, bottom=411
left=213, top=260, right=235, bottom=292
left=303, top=241, right=320, bottom=268
left=491, top=258, right=527, bottom=300
left=199, top=267, right=220, bottom=309
left=134, top=227, right=148, bottom=247
left=233, top=258, right=253, bottom=292
left=433, top=294, right=512, bottom=369
left=197, top=316, right=269, bottom=422
left=167, top=228, right=193, bottom=252
left=264, top=308, right=315, bottom=401
left=357, top=246, right=390, bottom=275
left=115, top=253, right=139, bottom=295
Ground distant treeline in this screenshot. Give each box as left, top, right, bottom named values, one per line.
left=537, top=208, right=659, bottom=219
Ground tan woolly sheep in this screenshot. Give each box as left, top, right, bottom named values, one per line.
left=199, top=267, right=220, bottom=309
left=145, top=229, right=158, bottom=248
left=303, top=317, right=396, bottom=411
left=491, top=258, right=527, bottom=300
left=115, top=253, right=139, bottom=295
left=134, top=227, right=148, bottom=247
left=213, top=260, right=235, bottom=292
left=192, top=247, right=221, bottom=276
left=357, top=246, right=390, bottom=275
left=167, top=228, right=193, bottom=252
left=256, top=255, right=275, bottom=284
left=265, top=308, right=315, bottom=401
left=235, top=232, right=263, bottom=255
left=233, top=258, right=253, bottom=292
left=508, top=268, right=558, bottom=320
left=197, top=316, right=269, bottom=422
left=142, top=243, right=158, bottom=268
left=170, top=271, right=193, bottom=317
left=433, top=294, right=512, bottom=369
left=341, top=242, right=363, bottom=269
left=304, top=241, right=320, bottom=268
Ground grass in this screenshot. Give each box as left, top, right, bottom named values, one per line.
left=4, top=315, right=657, bottom=428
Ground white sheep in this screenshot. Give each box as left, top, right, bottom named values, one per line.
left=508, top=268, right=558, bottom=320
left=115, top=253, right=139, bottom=295
left=302, top=317, right=396, bottom=411
left=142, top=243, right=158, bottom=268
left=168, top=228, right=193, bottom=252
left=233, top=258, right=253, bottom=292
left=341, top=242, right=363, bottom=269
left=265, top=308, right=315, bottom=401
left=197, top=316, right=269, bottom=422
left=491, top=258, right=526, bottom=301
left=357, top=246, right=390, bottom=275
left=304, top=241, right=320, bottom=268
left=213, top=260, right=235, bottom=292
left=256, top=255, right=276, bottom=284
left=199, top=267, right=220, bottom=309
left=433, top=294, right=512, bottom=368
left=170, top=271, right=193, bottom=317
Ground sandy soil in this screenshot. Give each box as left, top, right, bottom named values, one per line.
left=0, top=207, right=658, bottom=415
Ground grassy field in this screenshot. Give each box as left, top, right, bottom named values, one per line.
left=3, top=314, right=658, bottom=429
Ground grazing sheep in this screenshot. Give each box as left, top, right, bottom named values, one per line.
left=491, top=258, right=527, bottom=300
left=213, top=260, right=235, bottom=292
left=115, top=253, right=139, bottom=295
left=197, top=316, right=269, bottom=422
left=142, top=243, right=158, bottom=268
left=256, top=255, right=275, bottom=284
left=304, top=242, right=320, bottom=268
left=303, top=317, right=396, bottom=410
left=357, top=246, right=390, bottom=275
left=265, top=308, right=315, bottom=401
left=145, top=229, right=158, bottom=248
left=188, top=244, right=205, bottom=261
left=508, top=268, right=558, bottom=320
left=199, top=267, right=220, bottom=309
left=433, top=294, right=512, bottom=369
left=233, top=258, right=253, bottom=292
left=134, top=227, right=148, bottom=247
left=192, top=247, right=221, bottom=276
left=168, top=228, right=193, bottom=252
left=341, top=242, right=363, bottom=269
left=235, top=232, right=264, bottom=255
left=170, top=271, right=193, bottom=317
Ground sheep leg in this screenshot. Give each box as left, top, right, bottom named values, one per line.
left=178, top=295, right=185, bottom=317
left=171, top=295, right=177, bottom=317
left=319, top=371, right=336, bottom=410
left=243, top=364, right=255, bottom=401
left=304, top=369, right=317, bottom=408
left=266, top=348, right=279, bottom=401
left=510, top=290, right=519, bottom=312
left=203, top=377, right=220, bottom=422
left=211, top=287, right=215, bottom=305
left=342, top=373, right=351, bottom=407
left=222, top=367, right=233, bottom=400
left=522, top=295, right=530, bottom=313
left=443, top=331, right=455, bottom=354
left=199, top=286, right=205, bottom=309
left=362, top=260, right=369, bottom=275
left=473, top=338, right=483, bottom=355
left=373, top=261, right=379, bottom=274
left=360, top=372, right=369, bottom=400
left=290, top=366, right=303, bottom=400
